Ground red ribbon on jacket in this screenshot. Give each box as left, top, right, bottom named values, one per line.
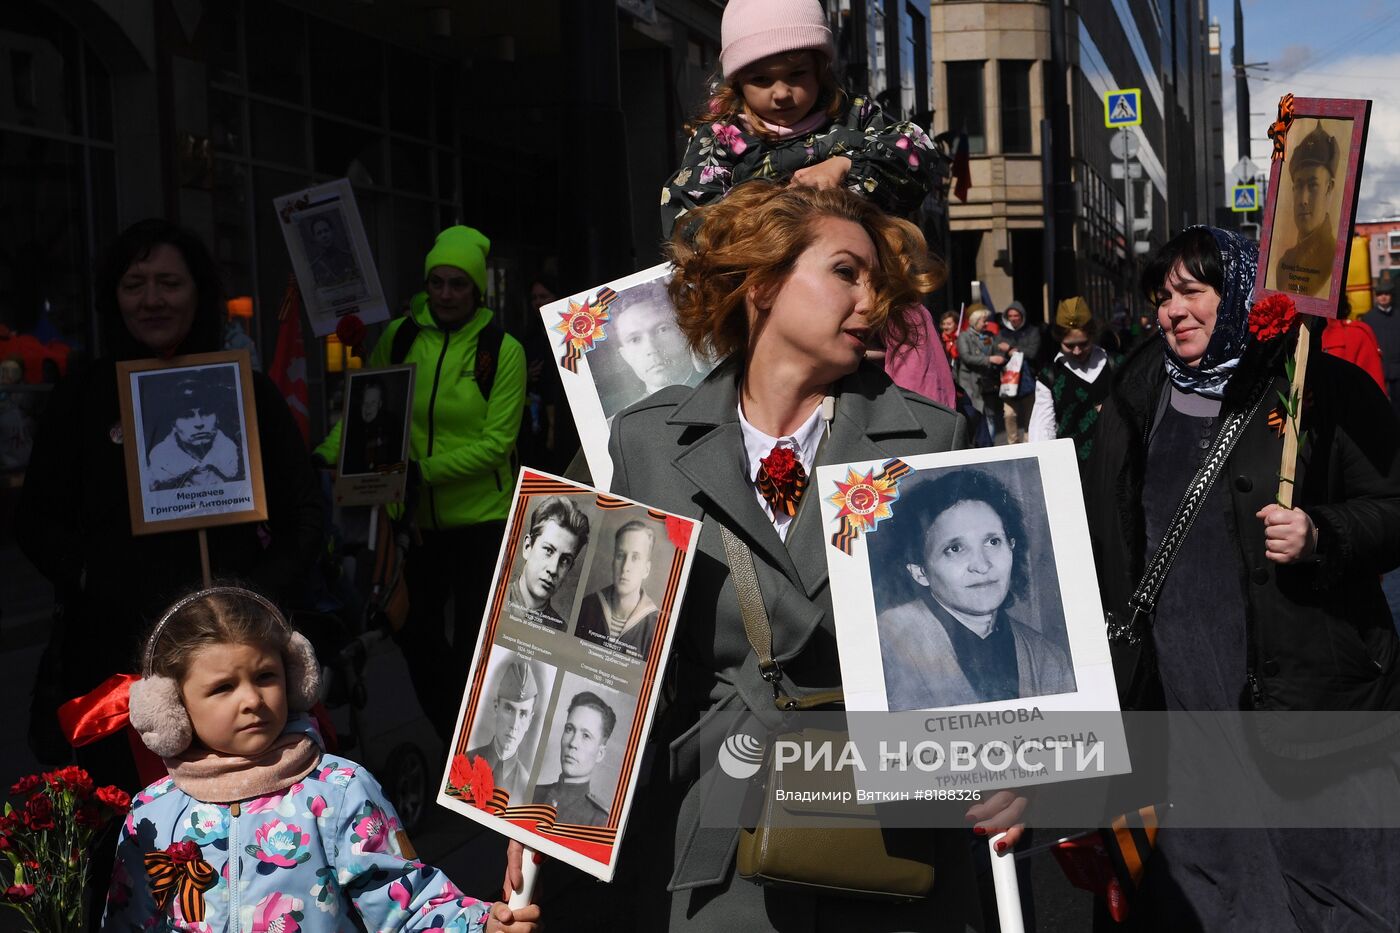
left=57, top=673, right=139, bottom=747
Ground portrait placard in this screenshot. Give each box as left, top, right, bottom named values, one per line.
left=817, top=441, right=1127, bottom=788
left=541, top=263, right=717, bottom=490
left=436, top=469, right=702, bottom=881
left=116, top=350, right=267, bottom=535
left=332, top=365, right=415, bottom=506
left=273, top=178, right=389, bottom=336
left=1256, top=97, right=1371, bottom=318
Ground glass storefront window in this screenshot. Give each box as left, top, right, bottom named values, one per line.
left=0, top=5, right=115, bottom=370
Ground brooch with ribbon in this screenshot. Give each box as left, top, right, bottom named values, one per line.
left=145, top=839, right=217, bottom=922
left=757, top=444, right=807, bottom=518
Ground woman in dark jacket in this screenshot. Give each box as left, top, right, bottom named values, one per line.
left=17, top=219, right=324, bottom=792
left=1083, top=226, right=1400, bottom=929
left=506, top=181, right=1031, bottom=930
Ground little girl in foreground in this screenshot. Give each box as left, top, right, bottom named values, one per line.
left=660, top=0, right=954, bottom=406
left=104, top=586, right=538, bottom=932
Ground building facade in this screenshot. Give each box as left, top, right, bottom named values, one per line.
left=931, top=0, right=1224, bottom=322
left=1357, top=219, right=1400, bottom=290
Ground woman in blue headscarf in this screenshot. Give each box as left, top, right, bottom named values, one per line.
left=1084, top=226, right=1400, bottom=928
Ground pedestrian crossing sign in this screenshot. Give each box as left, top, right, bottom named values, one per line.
left=1231, top=184, right=1259, bottom=212
left=1104, top=89, right=1142, bottom=128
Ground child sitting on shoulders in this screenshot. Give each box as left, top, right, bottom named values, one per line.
left=661, top=0, right=954, bottom=405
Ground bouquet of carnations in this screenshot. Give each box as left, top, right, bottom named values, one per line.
left=1, top=767, right=131, bottom=932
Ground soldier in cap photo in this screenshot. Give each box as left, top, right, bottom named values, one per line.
left=146, top=375, right=243, bottom=490
left=1275, top=120, right=1341, bottom=298
left=465, top=658, right=541, bottom=806
left=531, top=690, right=616, bottom=827
left=508, top=495, right=591, bottom=630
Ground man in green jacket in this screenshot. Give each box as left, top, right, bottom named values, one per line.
left=318, top=225, right=526, bottom=743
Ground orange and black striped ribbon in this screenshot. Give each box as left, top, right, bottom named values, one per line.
left=144, top=850, right=217, bottom=922
left=756, top=460, right=808, bottom=518
left=1267, top=93, right=1295, bottom=162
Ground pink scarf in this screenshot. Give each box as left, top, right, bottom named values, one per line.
left=165, top=732, right=321, bottom=803
left=738, top=109, right=830, bottom=140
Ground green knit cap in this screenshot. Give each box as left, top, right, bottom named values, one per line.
left=423, top=225, right=490, bottom=292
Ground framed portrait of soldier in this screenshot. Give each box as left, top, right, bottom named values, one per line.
left=273, top=178, right=390, bottom=336
left=1256, top=97, right=1371, bottom=317
left=541, top=263, right=717, bottom=490
left=331, top=365, right=414, bottom=506
left=528, top=673, right=637, bottom=829
left=437, top=469, right=702, bottom=881
left=116, top=350, right=267, bottom=535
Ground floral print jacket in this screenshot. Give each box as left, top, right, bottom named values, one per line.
left=103, top=745, right=489, bottom=931
left=659, top=95, right=944, bottom=240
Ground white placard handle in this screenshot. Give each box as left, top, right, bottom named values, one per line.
left=988, top=833, right=1025, bottom=933
left=506, top=846, right=542, bottom=911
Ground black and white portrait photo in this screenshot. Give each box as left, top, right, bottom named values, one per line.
left=117, top=351, right=267, bottom=534
left=296, top=209, right=362, bottom=291
left=435, top=470, right=705, bottom=881
left=543, top=263, right=721, bottom=490
left=505, top=495, right=594, bottom=631
left=140, top=368, right=245, bottom=491
left=339, top=367, right=411, bottom=476
left=273, top=179, right=389, bottom=336
left=572, top=510, right=673, bottom=661
left=588, top=277, right=708, bottom=420
left=461, top=646, right=557, bottom=808
left=530, top=673, right=636, bottom=827
left=867, top=459, right=1076, bottom=711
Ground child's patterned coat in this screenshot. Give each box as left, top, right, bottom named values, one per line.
left=103, top=723, right=490, bottom=932
left=660, top=95, right=945, bottom=240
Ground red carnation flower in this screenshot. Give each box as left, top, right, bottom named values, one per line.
left=96, top=785, right=131, bottom=814
left=1248, top=293, right=1298, bottom=343
left=24, top=795, right=55, bottom=831
left=165, top=840, right=203, bottom=864
left=468, top=756, right=495, bottom=811
left=48, top=766, right=94, bottom=796
left=760, top=446, right=800, bottom=486
left=10, top=775, right=42, bottom=798
left=449, top=754, right=473, bottom=792
left=75, top=803, right=103, bottom=828
left=0, top=834, right=11, bottom=853
left=2, top=884, right=35, bottom=903
left=666, top=515, right=693, bottom=552
left=336, top=314, right=368, bottom=356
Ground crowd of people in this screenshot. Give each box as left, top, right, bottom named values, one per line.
left=11, top=0, right=1400, bottom=931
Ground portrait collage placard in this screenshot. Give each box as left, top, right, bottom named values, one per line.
left=540, top=262, right=717, bottom=490
left=331, top=365, right=415, bottom=506
left=436, top=470, right=701, bottom=881
left=816, top=441, right=1127, bottom=787
left=116, top=350, right=267, bottom=535
left=273, top=178, right=389, bottom=336
left=1255, top=96, right=1371, bottom=318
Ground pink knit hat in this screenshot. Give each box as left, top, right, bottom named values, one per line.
left=720, top=0, right=836, bottom=78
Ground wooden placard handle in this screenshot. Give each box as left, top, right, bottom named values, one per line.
left=198, top=527, right=212, bottom=587
left=1276, top=317, right=1314, bottom=509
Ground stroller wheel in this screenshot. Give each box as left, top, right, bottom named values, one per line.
left=383, top=743, right=430, bottom=832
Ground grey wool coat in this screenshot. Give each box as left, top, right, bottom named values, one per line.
left=595, top=355, right=985, bottom=932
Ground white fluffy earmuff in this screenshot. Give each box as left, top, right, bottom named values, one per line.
left=128, top=674, right=193, bottom=758
left=283, top=630, right=323, bottom=712
left=128, top=586, right=322, bottom=758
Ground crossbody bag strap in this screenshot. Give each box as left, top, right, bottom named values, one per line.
left=1107, top=378, right=1272, bottom=646
left=719, top=525, right=843, bottom=711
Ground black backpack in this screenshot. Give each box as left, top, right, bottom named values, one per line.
left=389, top=315, right=505, bottom=399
